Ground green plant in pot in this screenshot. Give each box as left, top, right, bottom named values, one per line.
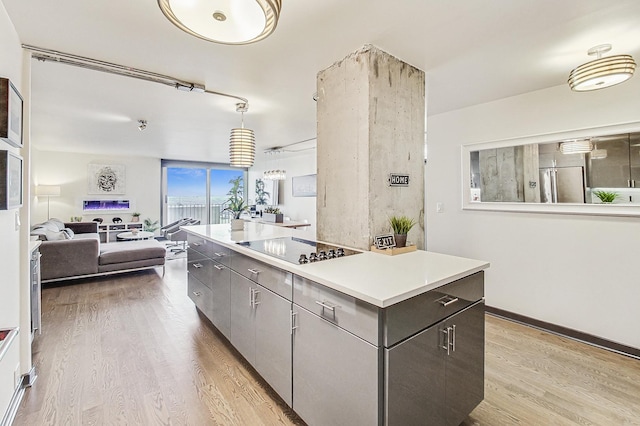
left=131, top=212, right=141, bottom=222
left=389, top=215, right=416, bottom=248
left=143, top=218, right=159, bottom=233
left=224, top=176, right=248, bottom=230
left=593, top=190, right=620, bottom=204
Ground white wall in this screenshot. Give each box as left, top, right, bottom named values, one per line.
left=249, top=149, right=317, bottom=235
left=426, top=76, right=640, bottom=349
left=31, top=150, right=161, bottom=228
left=0, top=2, right=26, bottom=417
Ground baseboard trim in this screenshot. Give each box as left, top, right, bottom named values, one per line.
left=0, top=367, right=36, bottom=426
left=485, top=306, right=640, bottom=360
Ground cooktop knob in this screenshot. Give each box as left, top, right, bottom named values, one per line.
left=309, top=253, right=318, bottom=262
left=318, top=250, right=327, bottom=260
left=299, top=254, right=308, bottom=264
left=336, top=248, right=345, bottom=257
left=327, top=249, right=336, bottom=258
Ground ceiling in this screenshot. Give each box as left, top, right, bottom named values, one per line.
left=3, top=0, right=640, bottom=163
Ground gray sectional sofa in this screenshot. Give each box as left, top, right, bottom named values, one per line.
left=31, top=219, right=166, bottom=283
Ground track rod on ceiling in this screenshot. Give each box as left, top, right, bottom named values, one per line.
left=22, top=44, right=249, bottom=107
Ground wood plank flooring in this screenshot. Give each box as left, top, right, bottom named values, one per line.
left=15, top=258, right=640, bottom=425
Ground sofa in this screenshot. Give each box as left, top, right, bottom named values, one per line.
left=31, top=219, right=167, bottom=283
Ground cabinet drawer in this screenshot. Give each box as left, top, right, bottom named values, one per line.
left=293, top=275, right=380, bottom=346
left=187, top=255, right=216, bottom=289
left=383, top=271, right=484, bottom=347
left=188, top=274, right=214, bottom=319
left=187, top=235, right=232, bottom=266
left=231, top=253, right=292, bottom=300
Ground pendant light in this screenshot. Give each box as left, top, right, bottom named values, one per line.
left=158, top=0, right=282, bottom=45
left=568, top=44, right=636, bottom=92
left=229, top=103, right=255, bottom=167
left=560, top=139, right=592, bottom=154
left=263, top=148, right=286, bottom=180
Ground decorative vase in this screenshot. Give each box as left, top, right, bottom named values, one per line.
left=394, top=234, right=407, bottom=248
left=262, top=213, right=284, bottom=223
left=131, top=216, right=139, bottom=222
left=230, top=218, right=245, bottom=231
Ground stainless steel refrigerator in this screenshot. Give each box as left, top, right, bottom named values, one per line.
left=539, top=166, right=586, bottom=203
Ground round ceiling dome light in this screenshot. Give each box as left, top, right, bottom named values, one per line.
left=158, top=0, right=282, bottom=45
left=568, top=44, right=636, bottom=92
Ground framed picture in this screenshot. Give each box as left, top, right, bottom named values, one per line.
left=0, top=150, right=23, bottom=210
left=0, top=78, right=24, bottom=149
left=88, top=163, right=126, bottom=194
left=292, top=174, right=317, bottom=197
left=255, top=178, right=279, bottom=205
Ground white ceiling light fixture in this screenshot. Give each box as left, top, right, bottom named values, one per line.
left=138, top=120, right=147, bottom=131
left=560, top=139, right=593, bottom=154
left=158, top=0, right=282, bottom=45
left=590, top=143, right=607, bottom=160
left=568, top=44, right=636, bottom=92
left=229, top=102, right=255, bottom=168
left=263, top=148, right=286, bottom=180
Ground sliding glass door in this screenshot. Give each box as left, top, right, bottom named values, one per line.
left=161, top=160, right=245, bottom=226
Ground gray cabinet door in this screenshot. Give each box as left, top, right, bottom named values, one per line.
left=445, top=302, right=485, bottom=426
left=230, top=271, right=256, bottom=365
left=255, top=288, right=292, bottom=406
left=210, top=261, right=231, bottom=339
left=385, top=318, right=446, bottom=426
left=292, top=306, right=380, bottom=426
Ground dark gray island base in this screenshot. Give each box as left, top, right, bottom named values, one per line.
left=184, top=226, right=488, bottom=426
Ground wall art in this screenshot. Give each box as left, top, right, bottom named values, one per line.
left=0, top=150, right=23, bottom=209
left=0, top=78, right=24, bottom=148
left=87, top=164, right=126, bottom=194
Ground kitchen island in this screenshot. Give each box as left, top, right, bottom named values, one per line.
left=182, top=223, right=489, bottom=426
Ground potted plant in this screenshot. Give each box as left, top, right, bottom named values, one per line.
left=262, top=206, right=283, bottom=223
left=389, top=215, right=416, bottom=248
left=224, top=176, right=248, bottom=230
left=593, top=190, right=620, bottom=204
left=143, top=218, right=159, bottom=233
left=131, top=212, right=141, bottom=222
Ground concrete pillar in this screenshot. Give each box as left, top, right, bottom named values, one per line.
left=316, top=45, right=425, bottom=250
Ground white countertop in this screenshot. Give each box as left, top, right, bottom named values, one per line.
left=182, top=223, right=490, bottom=308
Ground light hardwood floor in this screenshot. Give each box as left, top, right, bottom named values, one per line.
left=15, top=258, right=640, bottom=425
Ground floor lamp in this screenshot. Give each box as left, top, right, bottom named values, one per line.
left=35, top=185, right=61, bottom=219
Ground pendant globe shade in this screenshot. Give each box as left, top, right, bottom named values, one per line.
left=158, top=0, right=282, bottom=45
left=568, top=44, right=636, bottom=92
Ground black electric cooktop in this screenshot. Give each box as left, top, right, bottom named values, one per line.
left=238, top=237, right=361, bottom=265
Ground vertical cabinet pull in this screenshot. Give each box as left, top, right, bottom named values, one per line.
left=290, top=311, right=298, bottom=334
left=441, top=325, right=457, bottom=355
left=249, top=288, right=261, bottom=308
left=451, top=325, right=456, bottom=352
left=441, top=328, right=450, bottom=355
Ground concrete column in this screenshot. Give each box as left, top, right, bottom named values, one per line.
left=316, top=45, right=425, bottom=250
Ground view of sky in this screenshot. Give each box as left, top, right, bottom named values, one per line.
left=167, top=167, right=243, bottom=198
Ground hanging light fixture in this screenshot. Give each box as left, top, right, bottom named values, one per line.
left=568, top=44, right=636, bottom=92
left=560, top=139, right=593, bottom=154
left=229, top=103, right=255, bottom=167
left=263, top=148, right=286, bottom=180
left=158, top=0, right=282, bottom=45
left=590, top=143, right=607, bottom=160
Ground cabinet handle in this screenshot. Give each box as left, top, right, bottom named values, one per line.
left=213, top=265, right=225, bottom=270
left=192, top=291, right=202, bottom=297
left=249, top=287, right=254, bottom=307
left=247, top=268, right=260, bottom=274
left=193, top=242, right=202, bottom=246
left=437, top=295, right=459, bottom=307
left=214, top=252, right=225, bottom=257
left=441, top=328, right=450, bottom=355
left=451, top=325, right=456, bottom=352
left=290, top=311, right=298, bottom=334
left=193, top=263, right=203, bottom=269
left=253, top=289, right=261, bottom=306
left=315, top=300, right=340, bottom=312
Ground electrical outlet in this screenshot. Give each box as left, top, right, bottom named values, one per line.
left=436, top=202, right=444, bottom=213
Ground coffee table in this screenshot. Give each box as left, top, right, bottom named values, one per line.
left=116, top=231, right=155, bottom=241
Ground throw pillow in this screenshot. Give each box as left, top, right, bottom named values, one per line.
left=49, top=218, right=65, bottom=231
left=62, top=227, right=75, bottom=239
left=45, top=230, right=71, bottom=241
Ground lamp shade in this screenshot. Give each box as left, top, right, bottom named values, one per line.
left=229, top=128, right=256, bottom=167
left=568, top=54, right=636, bottom=91
left=158, top=0, right=282, bottom=45
left=35, top=185, right=61, bottom=196
left=560, top=140, right=592, bottom=154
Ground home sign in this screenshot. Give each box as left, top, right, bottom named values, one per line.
left=388, top=174, right=409, bottom=187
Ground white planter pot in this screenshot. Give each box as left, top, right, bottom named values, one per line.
left=230, top=219, right=245, bottom=231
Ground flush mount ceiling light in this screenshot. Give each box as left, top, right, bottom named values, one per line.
left=158, top=0, right=282, bottom=45
left=229, top=103, right=255, bottom=167
left=568, top=44, right=636, bottom=92
left=560, top=139, right=593, bottom=154
left=138, top=120, right=147, bottom=131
